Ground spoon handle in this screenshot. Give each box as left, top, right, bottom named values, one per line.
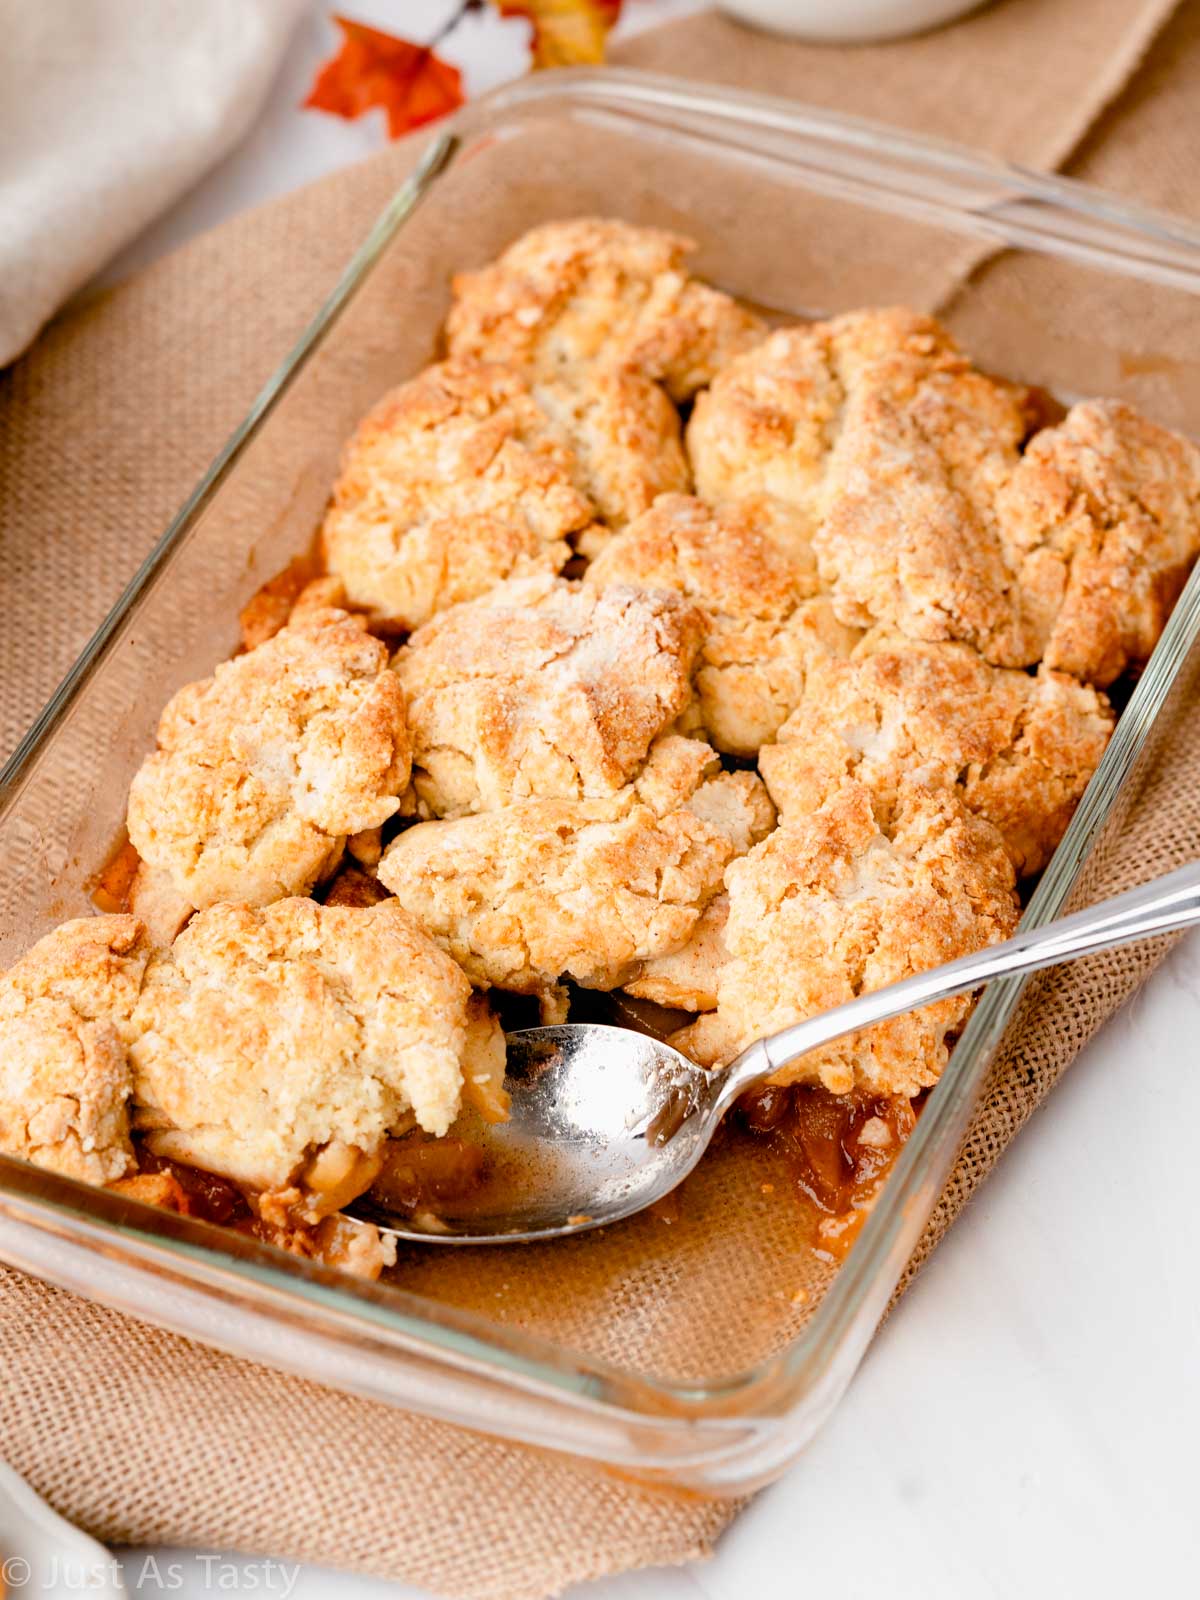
left=718, top=857, right=1200, bottom=1106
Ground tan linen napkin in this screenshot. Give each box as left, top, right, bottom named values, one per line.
left=1, top=4, right=1196, bottom=1597
left=0, top=0, right=307, bottom=367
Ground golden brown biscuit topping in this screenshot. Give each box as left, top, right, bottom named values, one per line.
left=0, top=900, right=497, bottom=1257
left=691, top=314, right=1200, bottom=687
left=127, top=607, right=410, bottom=910
left=585, top=492, right=818, bottom=624
left=623, top=891, right=731, bottom=1014
left=759, top=633, right=1114, bottom=875
left=672, top=783, right=1019, bottom=1096
left=0, top=917, right=152, bottom=1185
left=690, top=310, right=1040, bottom=661
left=585, top=494, right=861, bottom=754
left=322, top=359, right=592, bottom=630
left=377, top=761, right=769, bottom=999
left=530, top=366, right=691, bottom=547
left=129, top=898, right=478, bottom=1188
left=10, top=220, right=1200, bottom=1266
left=996, top=399, right=1200, bottom=685
left=445, top=218, right=764, bottom=401
left=395, top=574, right=705, bottom=816
left=621, top=769, right=778, bottom=1011
left=688, top=309, right=968, bottom=539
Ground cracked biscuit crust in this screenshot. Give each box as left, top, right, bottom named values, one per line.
left=623, top=768, right=775, bottom=1009
left=585, top=495, right=861, bottom=754
left=321, top=360, right=592, bottom=630
left=530, top=367, right=691, bottom=547
left=672, top=784, right=1018, bottom=1096
left=584, top=493, right=819, bottom=621
left=690, top=310, right=1039, bottom=661
left=759, top=634, right=1114, bottom=876
left=377, top=761, right=765, bottom=995
left=623, top=894, right=732, bottom=1013
left=688, top=309, right=967, bottom=534
left=693, top=318, right=1200, bottom=679
left=321, top=360, right=689, bottom=626
left=127, top=609, right=411, bottom=909
left=445, top=218, right=764, bottom=402
left=996, top=400, right=1200, bottom=686
left=130, top=899, right=478, bottom=1189
left=396, top=575, right=705, bottom=816
left=0, top=917, right=152, bottom=1185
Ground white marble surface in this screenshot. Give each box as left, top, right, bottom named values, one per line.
left=74, top=5, right=1200, bottom=1595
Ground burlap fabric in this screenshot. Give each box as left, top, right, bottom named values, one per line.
left=2, top=3, right=1199, bottom=1595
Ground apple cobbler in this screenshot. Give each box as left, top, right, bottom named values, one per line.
left=4, top=217, right=1200, bottom=1279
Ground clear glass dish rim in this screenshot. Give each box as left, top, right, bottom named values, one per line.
left=4, top=67, right=1200, bottom=1442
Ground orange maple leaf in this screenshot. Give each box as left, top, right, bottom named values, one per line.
left=304, top=16, right=464, bottom=139
left=493, top=0, right=623, bottom=69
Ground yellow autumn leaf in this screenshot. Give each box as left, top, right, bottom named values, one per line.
left=492, top=0, right=621, bottom=70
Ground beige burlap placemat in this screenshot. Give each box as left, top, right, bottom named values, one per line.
left=2, top=3, right=1198, bottom=1596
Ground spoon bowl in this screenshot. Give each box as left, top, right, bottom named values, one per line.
left=354, top=1025, right=724, bottom=1243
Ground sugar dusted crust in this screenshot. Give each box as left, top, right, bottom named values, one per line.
left=622, top=771, right=776, bottom=1010
left=997, top=400, right=1200, bottom=686
left=0, top=900, right=497, bottom=1279
left=377, top=797, right=725, bottom=995
left=0, top=917, right=152, bottom=1184
left=585, top=494, right=861, bottom=754
left=629, top=732, right=722, bottom=816
left=130, top=898, right=475, bottom=1189
left=672, top=784, right=1019, bottom=1095
left=127, top=608, right=410, bottom=910
left=692, top=315, right=1200, bottom=685
left=585, top=492, right=820, bottom=617
left=759, top=633, right=1114, bottom=876
left=445, top=218, right=765, bottom=402
left=322, top=360, right=594, bottom=630
left=0, top=1004, right=134, bottom=1183
left=396, top=574, right=705, bottom=816
left=624, top=893, right=731, bottom=1013
left=693, top=599, right=864, bottom=759
left=814, top=355, right=1035, bottom=660
left=688, top=309, right=970, bottom=539
left=0, top=914, right=152, bottom=1032
left=376, top=761, right=765, bottom=997
left=691, top=309, right=1041, bottom=661
left=531, top=367, right=691, bottom=547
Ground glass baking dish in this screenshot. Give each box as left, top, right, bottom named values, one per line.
left=4, top=69, right=1200, bottom=1495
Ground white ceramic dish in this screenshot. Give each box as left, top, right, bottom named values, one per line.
left=0, top=1461, right=124, bottom=1596
left=716, top=0, right=984, bottom=43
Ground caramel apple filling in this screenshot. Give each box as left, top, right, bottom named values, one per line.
left=738, top=1083, right=920, bottom=1258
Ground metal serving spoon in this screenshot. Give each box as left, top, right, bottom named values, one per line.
left=352, top=859, right=1200, bottom=1246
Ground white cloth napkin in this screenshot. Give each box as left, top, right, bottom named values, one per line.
left=0, top=0, right=307, bottom=366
